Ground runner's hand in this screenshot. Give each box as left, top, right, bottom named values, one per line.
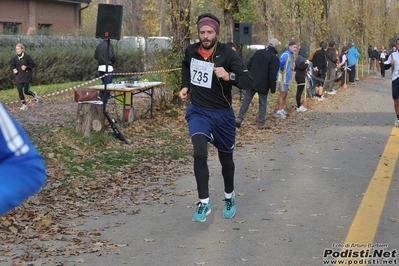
left=179, top=87, right=189, bottom=101
left=214, top=67, right=229, bottom=81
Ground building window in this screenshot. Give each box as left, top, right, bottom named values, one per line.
left=3, top=23, right=19, bottom=34
left=38, top=24, right=52, bottom=35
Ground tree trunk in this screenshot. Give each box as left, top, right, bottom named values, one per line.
left=169, top=0, right=191, bottom=104
left=224, top=9, right=234, bottom=42
left=75, top=103, right=105, bottom=137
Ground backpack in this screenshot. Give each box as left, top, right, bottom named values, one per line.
left=371, top=50, right=379, bottom=60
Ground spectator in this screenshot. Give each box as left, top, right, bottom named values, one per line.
left=236, top=38, right=281, bottom=129
left=384, top=37, right=399, bottom=127
left=308, top=45, right=321, bottom=96
left=325, top=41, right=338, bottom=95
left=368, top=45, right=373, bottom=71
left=388, top=44, right=397, bottom=74
left=0, top=101, right=46, bottom=216
left=94, top=39, right=116, bottom=103
left=179, top=13, right=253, bottom=222
left=338, top=46, right=349, bottom=87
left=10, top=43, right=38, bottom=111
left=227, top=42, right=237, bottom=51
left=371, top=46, right=380, bottom=74
left=388, top=44, right=397, bottom=57
left=309, top=45, right=320, bottom=63
left=312, top=41, right=328, bottom=101
left=276, top=41, right=297, bottom=118
left=347, top=42, right=360, bottom=84
left=379, top=45, right=388, bottom=79
left=294, top=45, right=310, bottom=112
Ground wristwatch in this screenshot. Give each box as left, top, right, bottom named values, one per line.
left=229, top=72, right=236, bottom=81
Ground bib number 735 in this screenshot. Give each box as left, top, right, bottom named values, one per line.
left=190, top=58, right=213, bottom=89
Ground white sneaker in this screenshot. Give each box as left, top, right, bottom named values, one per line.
left=396, top=120, right=399, bottom=127
left=327, top=89, right=337, bottom=95
left=20, top=104, right=28, bottom=110
left=281, top=109, right=287, bottom=115
left=317, top=96, right=326, bottom=102
left=275, top=110, right=286, bottom=118
left=296, top=105, right=307, bottom=112
left=33, top=91, right=39, bottom=103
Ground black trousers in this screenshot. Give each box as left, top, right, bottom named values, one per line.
left=192, top=134, right=235, bottom=199
left=295, top=75, right=305, bottom=108
left=349, top=65, right=356, bottom=82
left=16, top=83, right=34, bottom=103
left=380, top=62, right=386, bottom=78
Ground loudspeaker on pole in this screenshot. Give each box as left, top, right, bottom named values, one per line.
left=233, top=22, right=252, bottom=45
left=95, top=4, right=123, bottom=40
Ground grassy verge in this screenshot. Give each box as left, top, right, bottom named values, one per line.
left=28, top=118, right=192, bottom=180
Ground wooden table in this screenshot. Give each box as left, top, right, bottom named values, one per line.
left=90, top=82, right=164, bottom=126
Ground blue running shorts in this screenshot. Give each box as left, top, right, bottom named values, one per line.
left=185, top=103, right=235, bottom=152
left=392, top=77, right=399, bottom=100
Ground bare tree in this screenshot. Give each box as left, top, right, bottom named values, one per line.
left=169, top=0, right=191, bottom=55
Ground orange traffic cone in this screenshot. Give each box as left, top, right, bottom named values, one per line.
left=342, top=64, right=348, bottom=89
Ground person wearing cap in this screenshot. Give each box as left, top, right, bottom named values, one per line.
left=276, top=41, right=297, bottom=118
left=347, top=42, right=360, bottom=84
left=235, top=38, right=281, bottom=129
left=179, top=13, right=254, bottom=222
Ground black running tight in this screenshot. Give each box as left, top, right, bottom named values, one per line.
left=16, top=83, right=34, bottom=103
left=295, top=75, right=305, bottom=108
left=192, top=134, right=235, bottom=199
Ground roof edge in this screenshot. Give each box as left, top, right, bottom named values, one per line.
left=54, top=0, right=92, bottom=4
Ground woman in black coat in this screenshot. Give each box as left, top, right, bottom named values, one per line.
left=10, top=43, right=37, bottom=110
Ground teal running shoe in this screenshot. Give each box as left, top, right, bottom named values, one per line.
left=223, top=193, right=236, bottom=219
left=192, top=202, right=211, bottom=222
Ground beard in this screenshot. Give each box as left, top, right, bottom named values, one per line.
left=200, top=37, right=217, bottom=51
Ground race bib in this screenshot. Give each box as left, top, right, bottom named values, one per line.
left=190, top=58, right=214, bottom=89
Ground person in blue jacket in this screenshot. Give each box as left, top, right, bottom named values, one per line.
left=0, top=101, right=46, bottom=216
left=276, top=41, right=297, bottom=118
left=347, top=42, right=360, bottom=83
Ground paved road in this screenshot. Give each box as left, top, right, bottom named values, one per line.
left=3, top=73, right=399, bottom=266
